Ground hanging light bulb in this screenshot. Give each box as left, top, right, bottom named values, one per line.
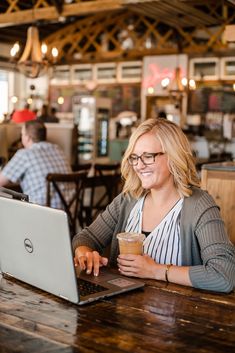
left=181, top=77, right=188, bottom=87
left=161, top=77, right=170, bottom=89
left=52, top=47, right=58, bottom=58
left=41, top=43, right=48, bottom=56
left=189, top=79, right=196, bottom=90
left=10, top=42, right=20, bottom=57
left=27, top=97, right=33, bottom=105
left=11, top=96, right=18, bottom=104
left=147, top=86, right=155, bottom=94
left=57, top=96, right=64, bottom=105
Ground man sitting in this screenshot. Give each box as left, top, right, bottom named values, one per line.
left=0, top=120, right=73, bottom=208
left=38, top=104, right=59, bottom=123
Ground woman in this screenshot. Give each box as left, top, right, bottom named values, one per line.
left=73, top=118, right=235, bottom=293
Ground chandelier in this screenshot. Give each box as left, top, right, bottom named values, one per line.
left=10, top=26, right=58, bottom=79
left=161, top=66, right=196, bottom=93
left=161, top=67, right=186, bottom=93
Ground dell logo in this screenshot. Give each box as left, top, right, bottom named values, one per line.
left=24, top=238, right=33, bottom=253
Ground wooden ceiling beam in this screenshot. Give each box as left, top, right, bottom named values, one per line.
left=0, top=0, right=124, bottom=27
left=164, top=0, right=217, bottom=25
left=44, top=9, right=228, bottom=65
left=129, top=5, right=186, bottom=28
left=128, top=0, right=219, bottom=27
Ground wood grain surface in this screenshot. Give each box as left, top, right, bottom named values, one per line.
left=0, top=274, right=234, bottom=353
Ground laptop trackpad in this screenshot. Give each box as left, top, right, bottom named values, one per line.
left=78, top=267, right=137, bottom=288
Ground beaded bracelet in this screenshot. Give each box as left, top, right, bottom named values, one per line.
left=165, top=264, right=172, bottom=283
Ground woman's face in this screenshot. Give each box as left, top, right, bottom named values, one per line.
left=131, top=131, right=172, bottom=190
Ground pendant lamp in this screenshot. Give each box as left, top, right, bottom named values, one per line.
left=11, top=26, right=58, bottom=79
left=17, top=26, right=48, bottom=78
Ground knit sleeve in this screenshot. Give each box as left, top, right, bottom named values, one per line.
left=189, top=193, right=235, bottom=293
left=72, top=193, right=123, bottom=253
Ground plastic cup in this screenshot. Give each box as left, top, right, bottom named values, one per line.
left=117, top=232, right=145, bottom=255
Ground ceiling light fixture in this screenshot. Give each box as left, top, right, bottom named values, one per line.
left=10, top=26, right=58, bottom=79
left=161, top=66, right=187, bottom=93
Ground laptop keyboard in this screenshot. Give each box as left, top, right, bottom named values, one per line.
left=78, top=278, right=108, bottom=297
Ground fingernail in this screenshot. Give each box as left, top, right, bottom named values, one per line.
left=86, top=269, right=91, bottom=274
left=94, top=272, right=98, bottom=277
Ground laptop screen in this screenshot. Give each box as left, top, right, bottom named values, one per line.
left=0, top=196, right=144, bottom=305
left=0, top=196, right=79, bottom=303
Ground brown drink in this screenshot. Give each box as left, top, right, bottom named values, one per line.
left=117, top=232, right=145, bottom=255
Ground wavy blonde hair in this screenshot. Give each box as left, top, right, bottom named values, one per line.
left=121, top=118, right=200, bottom=198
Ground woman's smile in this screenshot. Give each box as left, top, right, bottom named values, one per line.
left=133, top=132, right=171, bottom=189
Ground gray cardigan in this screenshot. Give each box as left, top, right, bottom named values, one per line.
left=73, top=187, right=235, bottom=293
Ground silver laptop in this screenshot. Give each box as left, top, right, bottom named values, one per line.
left=0, top=194, right=144, bottom=305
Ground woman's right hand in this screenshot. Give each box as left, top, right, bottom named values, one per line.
left=74, top=246, right=108, bottom=277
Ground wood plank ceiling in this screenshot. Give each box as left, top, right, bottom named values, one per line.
left=0, top=0, right=235, bottom=65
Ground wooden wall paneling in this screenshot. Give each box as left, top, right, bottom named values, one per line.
left=201, top=167, right=235, bottom=244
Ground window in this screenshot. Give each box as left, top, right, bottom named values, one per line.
left=117, top=61, right=142, bottom=82
left=221, top=57, right=235, bottom=79
left=72, top=64, right=93, bottom=83
left=50, top=66, right=71, bottom=84
left=189, top=58, right=219, bottom=80
left=95, top=63, right=116, bottom=82
left=0, top=71, right=8, bottom=122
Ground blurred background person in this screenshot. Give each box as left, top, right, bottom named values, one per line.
left=38, top=104, right=59, bottom=123
left=157, top=110, right=167, bottom=119
left=11, top=103, right=36, bottom=123
left=49, top=107, right=59, bottom=123
left=0, top=120, right=72, bottom=208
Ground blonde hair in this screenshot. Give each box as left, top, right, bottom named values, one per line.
left=121, top=118, right=200, bottom=198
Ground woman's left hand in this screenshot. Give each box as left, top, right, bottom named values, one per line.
left=117, top=254, right=159, bottom=279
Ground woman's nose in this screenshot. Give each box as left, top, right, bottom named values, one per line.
left=136, top=157, right=146, bottom=167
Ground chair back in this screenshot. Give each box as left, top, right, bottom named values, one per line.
left=0, top=156, right=6, bottom=168
left=94, top=162, right=121, bottom=201
left=94, top=162, right=120, bottom=176
left=46, top=171, right=87, bottom=236
left=72, top=162, right=92, bottom=173
left=78, top=173, right=121, bottom=228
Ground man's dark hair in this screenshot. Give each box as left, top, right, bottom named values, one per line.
left=25, top=120, right=46, bottom=142
left=51, top=107, right=57, bottom=115
left=158, top=110, right=167, bottom=119
left=24, top=103, right=30, bottom=110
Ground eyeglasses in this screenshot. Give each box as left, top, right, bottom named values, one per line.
left=128, top=152, right=164, bottom=166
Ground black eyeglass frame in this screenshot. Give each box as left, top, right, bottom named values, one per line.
left=128, top=152, right=164, bottom=166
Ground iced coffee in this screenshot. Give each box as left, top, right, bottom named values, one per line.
left=117, top=232, right=145, bottom=255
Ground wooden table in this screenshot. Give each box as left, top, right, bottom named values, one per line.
left=0, top=273, right=234, bottom=353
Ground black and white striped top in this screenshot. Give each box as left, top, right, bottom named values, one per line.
left=125, top=196, right=183, bottom=265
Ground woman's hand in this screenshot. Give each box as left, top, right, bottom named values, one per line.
left=74, top=246, right=108, bottom=276
left=117, top=254, right=162, bottom=279
left=118, top=254, right=192, bottom=286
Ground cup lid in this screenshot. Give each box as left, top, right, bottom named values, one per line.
left=117, top=232, right=145, bottom=242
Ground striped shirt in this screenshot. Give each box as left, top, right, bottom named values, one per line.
left=125, top=196, right=183, bottom=265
